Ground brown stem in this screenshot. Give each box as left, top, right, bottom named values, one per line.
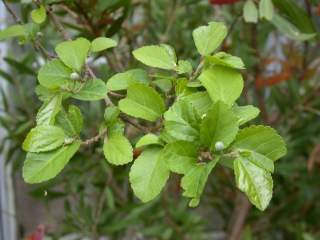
left=46, top=5, right=70, bottom=40
left=227, top=193, right=251, bottom=240
left=120, top=114, right=150, bottom=134
left=2, top=0, right=22, bottom=24
left=81, top=129, right=107, bottom=146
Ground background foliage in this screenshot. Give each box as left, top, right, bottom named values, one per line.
left=0, top=0, right=320, bottom=239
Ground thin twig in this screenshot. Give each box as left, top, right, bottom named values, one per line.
left=2, top=0, right=21, bottom=24
left=46, top=5, right=70, bottom=40
left=190, top=59, right=204, bottom=81
left=120, top=114, right=150, bottom=134
left=227, top=193, right=251, bottom=240
left=81, top=129, right=107, bottom=146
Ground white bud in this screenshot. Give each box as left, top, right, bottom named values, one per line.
left=36, top=32, right=43, bottom=38
left=215, top=141, right=224, bottom=151
left=70, top=72, right=80, bottom=80
left=64, top=137, right=74, bottom=144
left=201, top=113, right=207, bottom=119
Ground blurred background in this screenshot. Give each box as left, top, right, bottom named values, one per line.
left=0, top=0, right=320, bottom=239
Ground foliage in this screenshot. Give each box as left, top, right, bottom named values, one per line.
left=0, top=0, right=319, bottom=239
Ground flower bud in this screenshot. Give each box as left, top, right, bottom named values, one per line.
left=36, top=32, right=43, bottom=38
left=70, top=72, right=80, bottom=80
left=215, top=141, right=224, bottom=151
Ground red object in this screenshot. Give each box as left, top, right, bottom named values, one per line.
left=25, top=225, right=45, bottom=240
left=209, top=0, right=240, bottom=5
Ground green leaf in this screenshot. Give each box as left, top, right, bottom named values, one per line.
left=271, top=14, right=316, bottom=41
left=259, top=0, right=274, bottom=21
left=55, top=38, right=91, bottom=72
left=73, top=78, right=107, bottom=101
left=129, top=147, right=169, bottom=202
left=200, top=101, right=239, bottom=151
left=153, top=78, right=172, bottom=93
left=132, top=45, right=177, bottom=70
left=234, top=156, right=273, bottom=211
left=233, top=105, right=260, bottom=125
left=31, top=5, right=47, bottom=24
left=38, top=59, right=72, bottom=89
left=104, top=106, right=120, bottom=125
left=243, top=0, right=258, bottom=23
left=91, top=37, right=117, bottom=52
left=136, top=134, right=161, bottom=148
left=232, top=125, right=287, bottom=161
left=181, top=158, right=219, bottom=207
left=0, top=25, right=27, bottom=41
left=35, top=85, right=60, bottom=102
left=164, top=99, right=201, bottom=142
left=240, top=150, right=274, bottom=173
left=108, top=119, right=125, bottom=137
left=199, top=66, right=243, bottom=106
left=160, top=141, right=198, bottom=174
left=206, top=52, right=245, bottom=70
left=23, top=141, right=80, bottom=183
left=272, top=0, right=316, bottom=34
left=36, top=95, right=62, bottom=126
left=106, top=69, right=149, bottom=91
left=23, top=126, right=65, bottom=153
left=56, top=105, right=83, bottom=137
left=192, top=21, right=227, bottom=56
left=176, top=60, right=193, bottom=74
left=103, top=134, right=133, bottom=165
left=181, top=92, right=212, bottom=116
left=119, top=83, right=165, bottom=121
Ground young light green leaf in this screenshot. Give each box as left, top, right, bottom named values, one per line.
left=206, top=52, right=245, bottom=70
left=31, top=5, right=47, bottom=24
left=181, top=158, right=219, bottom=207
left=73, top=78, right=107, bottom=101
left=160, top=141, right=198, bottom=174
left=200, top=101, right=239, bottom=151
left=164, top=99, right=201, bottom=142
left=35, top=85, right=61, bottom=102
left=259, top=0, right=274, bottom=21
left=36, top=95, right=62, bottom=126
left=233, top=125, right=286, bottom=161
left=23, top=126, right=65, bottom=153
left=181, top=92, right=213, bottom=116
left=192, top=21, right=227, bottom=56
left=153, top=78, right=172, bottom=93
left=199, top=66, right=243, bottom=106
left=56, top=105, right=83, bottom=137
left=104, top=106, right=120, bottom=125
left=132, top=45, right=177, bottom=70
left=103, top=134, right=133, bottom=165
left=108, top=119, right=125, bottom=137
left=136, top=134, right=161, bottom=148
left=233, top=105, right=260, bottom=125
left=23, top=141, right=80, bottom=183
left=176, top=60, right=193, bottom=74
left=38, top=59, right=72, bottom=89
left=271, top=14, right=316, bottom=41
left=106, top=69, right=149, bottom=91
left=118, top=83, right=165, bottom=122
left=55, top=38, right=91, bottom=71
left=129, top=147, right=169, bottom=202
left=243, top=0, right=258, bottom=23
left=240, top=150, right=274, bottom=173
left=91, top=37, right=117, bottom=52
left=0, top=25, right=27, bottom=41
left=234, top=156, right=273, bottom=211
